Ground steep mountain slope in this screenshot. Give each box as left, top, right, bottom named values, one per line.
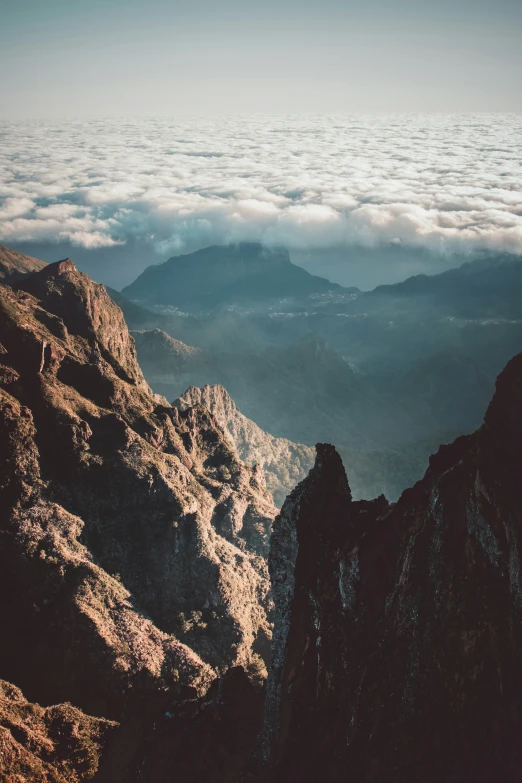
left=256, top=349, right=522, bottom=782
left=106, top=286, right=166, bottom=330
left=0, top=680, right=116, bottom=782
left=175, top=385, right=315, bottom=507
left=122, top=243, right=348, bottom=312
left=0, top=244, right=47, bottom=281
left=0, top=259, right=276, bottom=721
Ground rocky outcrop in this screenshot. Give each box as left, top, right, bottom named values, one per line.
left=256, top=350, right=522, bottom=782
left=0, top=259, right=276, bottom=721
left=0, top=244, right=47, bottom=281
left=0, top=680, right=116, bottom=782
left=175, top=385, right=315, bottom=507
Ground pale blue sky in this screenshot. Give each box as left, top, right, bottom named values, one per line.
left=1, top=0, right=521, bottom=117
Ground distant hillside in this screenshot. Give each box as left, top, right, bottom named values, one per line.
left=106, top=286, right=166, bottom=328
left=0, top=244, right=46, bottom=280
left=131, top=329, right=398, bottom=449
left=369, top=253, right=522, bottom=320
left=132, top=328, right=431, bottom=499
left=122, top=242, right=351, bottom=312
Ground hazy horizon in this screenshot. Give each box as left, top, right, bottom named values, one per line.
left=1, top=112, right=521, bottom=289
left=1, top=1, right=521, bottom=288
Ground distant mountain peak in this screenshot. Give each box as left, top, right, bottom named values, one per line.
left=122, top=243, right=343, bottom=311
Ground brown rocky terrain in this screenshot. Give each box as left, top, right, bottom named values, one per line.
left=0, top=681, right=115, bottom=783
left=175, top=384, right=315, bottom=507
left=254, top=349, right=522, bottom=782
left=0, top=258, right=276, bottom=727
left=0, top=245, right=47, bottom=281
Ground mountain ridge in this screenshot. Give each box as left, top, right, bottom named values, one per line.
left=0, top=243, right=47, bottom=281
left=174, top=384, right=315, bottom=507
left=122, top=242, right=349, bottom=312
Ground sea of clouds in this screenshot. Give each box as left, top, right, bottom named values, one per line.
left=0, top=114, right=521, bottom=263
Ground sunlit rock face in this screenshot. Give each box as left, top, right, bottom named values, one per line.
left=256, top=351, right=522, bottom=783
left=0, top=679, right=116, bottom=783
left=175, top=383, right=315, bottom=507
left=0, top=258, right=276, bottom=720
left=0, top=243, right=47, bottom=281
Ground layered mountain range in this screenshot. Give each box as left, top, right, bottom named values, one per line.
left=131, top=327, right=431, bottom=501
left=116, top=243, right=522, bottom=501
left=1, top=244, right=521, bottom=782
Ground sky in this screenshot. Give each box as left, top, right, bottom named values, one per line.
left=1, top=0, right=521, bottom=117
left=0, top=1, right=521, bottom=289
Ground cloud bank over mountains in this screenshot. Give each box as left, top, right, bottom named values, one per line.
left=1, top=114, right=521, bottom=267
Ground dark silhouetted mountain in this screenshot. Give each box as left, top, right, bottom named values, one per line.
left=121, top=243, right=353, bottom=312
left=94, top=350, right=522, bottom=783
left=370, top=252, right=522, bottom=319
left=255, top=349, right=522, bottom=782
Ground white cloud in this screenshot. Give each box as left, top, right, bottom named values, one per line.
left=0, top=114, right=521, bottom=261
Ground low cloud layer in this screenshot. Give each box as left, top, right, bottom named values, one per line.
left=0, top=114, right=521, bottom=265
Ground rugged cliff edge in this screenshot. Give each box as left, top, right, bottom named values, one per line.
left=0, top=244, right=47, bottom=281
left=175, top=384, right=315, bottom=507
left=254, top=349, right=522, bottom=782
left=0, top=259, right=276, bottom=726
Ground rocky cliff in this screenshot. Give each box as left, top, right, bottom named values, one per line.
left=255, top=348, right=522, bottom=782
left=0, top=244, right=47, bottom=281
left=0, top=259, right=276, bottom=725
left=175, top=384, right=315, bottom=507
